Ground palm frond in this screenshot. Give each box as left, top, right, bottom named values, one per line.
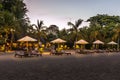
left=68, top=22, right=76, bottom=30
left=37, top=20, right=43, bottom=30
left=32, top=24, right=38, bottom=30
left=75, top=19, right=83, bottom=28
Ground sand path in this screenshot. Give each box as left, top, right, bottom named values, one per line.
left=0, top=52, right=120, bottom=80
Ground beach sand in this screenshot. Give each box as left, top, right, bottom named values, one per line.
left=0, top=52, right=120, bottom=80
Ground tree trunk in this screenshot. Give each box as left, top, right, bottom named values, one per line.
left=117, top=32, right=120, bottom=51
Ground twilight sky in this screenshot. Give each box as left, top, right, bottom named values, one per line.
left=24, top=0, right=120, bottom=29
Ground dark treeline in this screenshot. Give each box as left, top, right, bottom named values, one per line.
left=0, top=0, right=120, bottom=49
left=0, top=0, right=29, bottom=43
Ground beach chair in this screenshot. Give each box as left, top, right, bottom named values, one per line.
left=14, top=51, right=28, bottom=58
left=50, top=49, right=56, bottom=55
left=54, top=52, right=63, bottom=55
left=29, top=50, right=42, bottom=56
left=77, top=50, right=88, bottom=54
left=50, top=49, right=63, bottom=56
left=61, top=50, right=71, bottom=55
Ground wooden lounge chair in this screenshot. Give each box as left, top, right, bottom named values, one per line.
left=50, top=49, right=56, bottom=55
left=61, top=50, right=71, bottom=55
left=50, top=49, right=71, bottom=56
left=14, top=51, right=28, bottom=58
left=64, top=52, right=71, bottom=55
left=54, top=52, right=63, bottom=55
left=29, top=50, right=42, bottom=56
left=76, top=50, right=88, bottom=54
left=50, top=50, right=63, bottom=56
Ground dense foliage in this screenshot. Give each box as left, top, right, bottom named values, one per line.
left=0, top=0, right=120, bottom=50
left=0, top=0, right=29, bottom=44
left=28, top=14, right=120, bottom=49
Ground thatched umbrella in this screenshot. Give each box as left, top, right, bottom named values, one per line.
left=51, top=38, right=66, bottom=49
left=107, top=41, right=117, bottom=45
left=76, top=39, right=88, bottom=44
left=75, top=39, right=88, bottom=49
left=51, top=38, right=66, bottom=43
left=17, top=36, right=37, bottom=51
left=107, top=41, right=117, bottom=49
left=93, top=40, right=104, bottom=49
left=93, top=40, right=104, bottom=44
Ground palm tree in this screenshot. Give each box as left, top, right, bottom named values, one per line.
left=31, top=20, right=46, bottom=46
left=89, top=22, right=104, bottom=42
left=113, top=23, right=120, bottom=50
left=46, top=25, right=59, bottom=37
left=67, top=19, right=83, bottom=47
left=58, top=28, right=68, bottom=39
left=79, top=26, right=89, bottom=40
left=0, top=11, right=17, bottom=50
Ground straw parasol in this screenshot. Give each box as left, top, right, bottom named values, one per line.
left=93, top=40, right=104, bottom=44
left=17, top=36, right=37, bottom=42
left=17, top=36, right=37, bottom=51
left=107, top=41, right=117, bottom=45
left=107, top=41, right=118, bottom=49
left=76, top=39, right=88, bottom=49
left=76, top=39, right=88, bottom=44
left=51, top=38, right=66, bottom=49
left=93, top=40, right=104, bottom=49
left=51, top=38, right=66, bottom=43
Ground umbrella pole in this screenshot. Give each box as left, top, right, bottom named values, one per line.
left=96, top=44, right=98, bottom=49
left=27, top=41, right=28, bottom=52
left=112, top=44, right=113, bottom=50
left=95, top=44, right=97, bottom=49
left=80, top=45, right=82, bottom=50
left=98, top=44, right=99, bottom=49
left=57, top=43, right=59, bottom=52
left=58, top=43, right=60, bottom=49
left=83, top=45, right=85, bottom=49
left=81, top=45, right=83, bottom=49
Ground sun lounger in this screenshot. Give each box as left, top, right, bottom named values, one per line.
left=29, top=50, right=42, bottom=56
left=50, top=51, right=63, bottom=56
left=14, top=51, right=28, bottom=58
left=61, top=50, right=71, bottom=55
left=64, top=52, right=71, bottom=55
left=54, top=52, right=63, bottom=55
left=50, top=49, right=71, bottom=56
left=50, top=49, right=56, bottom=55
left=76, top=50, right=89, bottom=54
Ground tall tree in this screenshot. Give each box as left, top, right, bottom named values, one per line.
left=87, top=14, right=120, bottom=42
left=87, top=14, right=120, bottom=27
left=68, top=19, right=83, bottom=46
left=46, top=25, right=59, bottom=37
left=1, top=0, right=29, bottom=37
left=31, top=20, right=46, bottom=45
left=113, top=23, right=120, bottom=50
left=0, top=11, right=16, bottom=46
left=0, top=0, right=29, bottom=50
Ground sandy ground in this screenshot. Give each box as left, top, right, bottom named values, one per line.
left=1, top=52, right=120, bottom=80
